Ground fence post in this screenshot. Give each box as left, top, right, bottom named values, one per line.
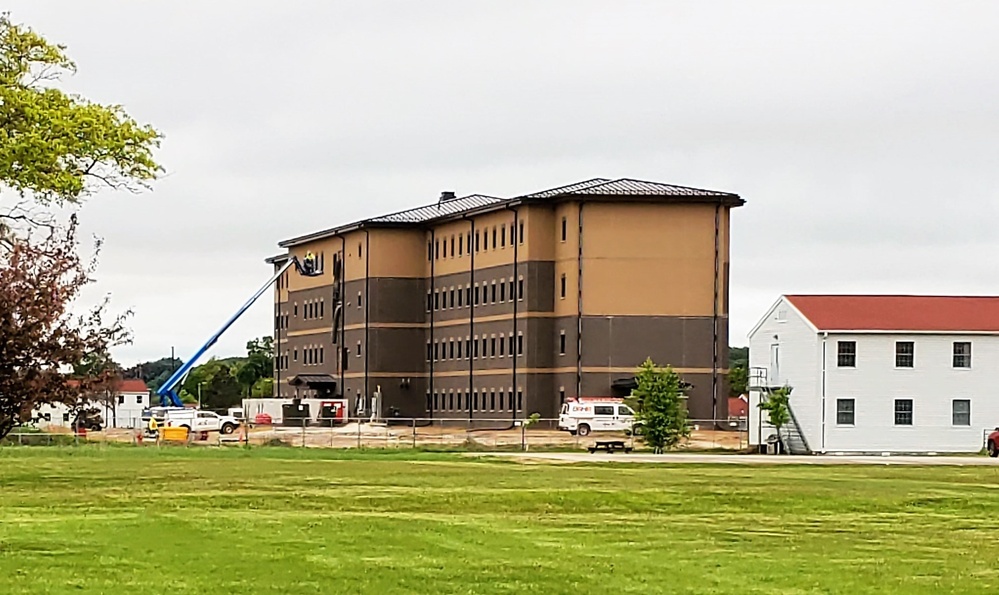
left=356, top=417, right=361, bottom=449
left=521, top=421, right=526, bottom=451
left=412, top=418, right=417, bottom=449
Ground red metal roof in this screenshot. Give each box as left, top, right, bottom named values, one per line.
left=785, top=295, right=999, bottom=332
left=118, top=379, right=149, bottom=393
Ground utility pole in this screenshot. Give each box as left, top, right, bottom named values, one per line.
left=198, top=382, right=203, bottom=410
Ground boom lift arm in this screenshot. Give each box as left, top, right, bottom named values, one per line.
left=156, top=255, right=320, bottom=407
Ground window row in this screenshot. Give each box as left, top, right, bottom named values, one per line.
left=428, top=277, right=524, bottom=311
left=117, top=394, right=144, bottom=405
left=302, top=299, right=325, bottom=321
left=428, top=333, right=525, bottom=361
left=289, top=346, right=325, bottom=366
left=428, top=388, right=524, bottom=413
left=835, top=398, right=971, bottom=426
left=429, top=221, right=526, bottom=261
left=836, top=341, right=973, bottom=369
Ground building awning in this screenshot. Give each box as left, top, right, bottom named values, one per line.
left=287, top=374, right=338, bottom=387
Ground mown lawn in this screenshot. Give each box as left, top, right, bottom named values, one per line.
left=2, top=447, right=999, bottom=594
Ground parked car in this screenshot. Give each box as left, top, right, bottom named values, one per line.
left=987, top=428, right=999, bottom=457
left=558, top=397, right=638, bottom=437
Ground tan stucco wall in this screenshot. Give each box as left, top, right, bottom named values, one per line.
left=581, top=202, right=731, bottom=317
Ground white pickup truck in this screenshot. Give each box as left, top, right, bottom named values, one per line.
left=145, top=407, right=241, bottom=435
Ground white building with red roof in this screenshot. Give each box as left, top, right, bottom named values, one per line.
left=34, top=378, right=151, bottom=430
left=748, top=295, right=999, bottom=454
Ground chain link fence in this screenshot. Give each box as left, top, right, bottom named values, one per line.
left=2, top=418, right=750, bottom=452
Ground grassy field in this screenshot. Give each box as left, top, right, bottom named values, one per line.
left=2, top=447, right=999, bottom=594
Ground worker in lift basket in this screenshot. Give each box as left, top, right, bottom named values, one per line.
left=302, top=251, right=316, bottom=275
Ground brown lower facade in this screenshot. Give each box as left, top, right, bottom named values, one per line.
left=278, top=312, right=728, bottom=420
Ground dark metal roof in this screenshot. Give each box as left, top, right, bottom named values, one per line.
left=522, top=178, right=611, bottom=199
left=571, top=178, right=738, bottom=198
left=368, top=194, right=503, bottom=224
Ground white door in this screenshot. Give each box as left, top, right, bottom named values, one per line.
left=769, top=344, right=780, bottom=385
left=615, top=405, right=635, bottom=432
left=195, top=412, right=217, bottom=431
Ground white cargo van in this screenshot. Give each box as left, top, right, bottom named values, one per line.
left=558, top=397, right=637, bottom=436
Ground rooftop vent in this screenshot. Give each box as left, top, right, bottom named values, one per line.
left=439, top=191, right=456, bottom=202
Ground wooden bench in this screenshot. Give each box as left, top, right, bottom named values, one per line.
left=588, top=440, right=633, bottom=454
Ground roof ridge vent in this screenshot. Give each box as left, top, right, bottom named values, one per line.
left=439, top=190, right=457, bottom=202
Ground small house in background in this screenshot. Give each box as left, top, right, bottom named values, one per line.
left=749, top=295, right=999, bottom=454
left=34, top=378, right=151, bottom=430
left=727, top=395, right=748, bottom=419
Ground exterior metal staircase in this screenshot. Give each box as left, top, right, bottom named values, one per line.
left=749, top=367, right=811, bottom=455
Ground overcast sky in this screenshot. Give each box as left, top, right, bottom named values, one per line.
left=11, top=1, right=999, bottom=366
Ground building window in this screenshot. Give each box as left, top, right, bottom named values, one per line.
left=560, top=274, right=566, bottom=299
left=465, top=338, right=471, bottom=359
left=433, top=342, right=439, bottom=361
left=508, top=334, right=514, bottom=356
left=358, top=242, right=363, bottom=258
left=475, top=231, right=480, bottom=252
left=561, top=216, right=567, bottom=241
left=466, top=286, right=472, bottom=306
left=499, top=336, right=505, bottom=357
left=474, top=285, right=480, bottom=306
left=427, top=241, right=432, bottom=261
left=517, top=389, right=523, bottom=411
left=894, top=399, right=913, bottom=426
left=450, top=340, right=456, bottom=359
left=559, top=330, right=566, bottom=355
left=837, top=341, right=856, bottom=367
left=952, top=399, right=971, bottom=426
left=491, top=282, right=497, bottom=303
left=836, top=399, right=855, bottom=425
left=457, top=340, right=462, bottom=359
left=490, top=391, right=496, bottom=411
left=458, top=235, right=463, bottom=256
left=450, top=289, right=455, bottom=308
left=426, top=342, right=431, bottom=361
left=473, top=336, right=479, bottom=358
left=559, top=387, right=566, bottom=402
left=895, top=341, right=914, bottom=368
left=500, top=282, right=506, bottom=302
left=518, top=277, right=524, bottom=300
left=426, top=291, right=432, bottom=312
left=294, top=303, right=298, bottom=317
left=953, top=342, right=972, bottom=368
left=118, top=395, right=125, bottom=405
left=457, top=287, right=463, bottom=308
left=357, top=291, right=363, bottom=309
left=492, top=226, right=497, bottom=249
left=435, top=240, right=439, bottom=259
left=517, top=333, right=524, bottom=356
left=491, top=337, right=497, bottom=357
left=293, top=348, right=298, bottom=361
left=482, top=337, right=488, bottom=357
left=136, top=395, right=143, bottom=404
left=501, top=225, right=506, bottom=247
left=451, top=235, right=455, bottom=257
left=473, top=391, right=479, bottom=410
left=519, top=221, right=524, bottom=243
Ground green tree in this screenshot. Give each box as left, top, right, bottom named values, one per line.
left=631, top=358, right=690, bottom=454
left=234, top=337, right=273, bottom=396
left=758, top=386, right=792, bottom=450
left=251, top=377, right=274, bottom=398
left=729, top=365, right=748, bottom=397
left=0, top=14, right=161, bottom=217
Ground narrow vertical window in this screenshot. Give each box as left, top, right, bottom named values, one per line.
left=501, top=224, right=506, bottom=247
left=560, top=274, right=567, bottom=299
left=519, top=220, right=525, bottom=244
left=451, top=235, right=455, bottom=256
left=559, top=330, right=566, bottom=355
left=518, top=277, right=524, bottom=300
left=517, top=333, right=524, bottom=356
left=561, top=216, right=567, bottom=241
left=459, top=235, right=463, bottom=256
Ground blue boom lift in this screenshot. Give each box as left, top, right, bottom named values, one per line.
left=155, top=254, right=324, bottom=407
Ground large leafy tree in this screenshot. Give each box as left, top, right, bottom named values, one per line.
left=631, top=358, right=690, bottom=454
left=0, top=218, right=131, bottom=437
left=0, top=15, right=161, bottom=439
